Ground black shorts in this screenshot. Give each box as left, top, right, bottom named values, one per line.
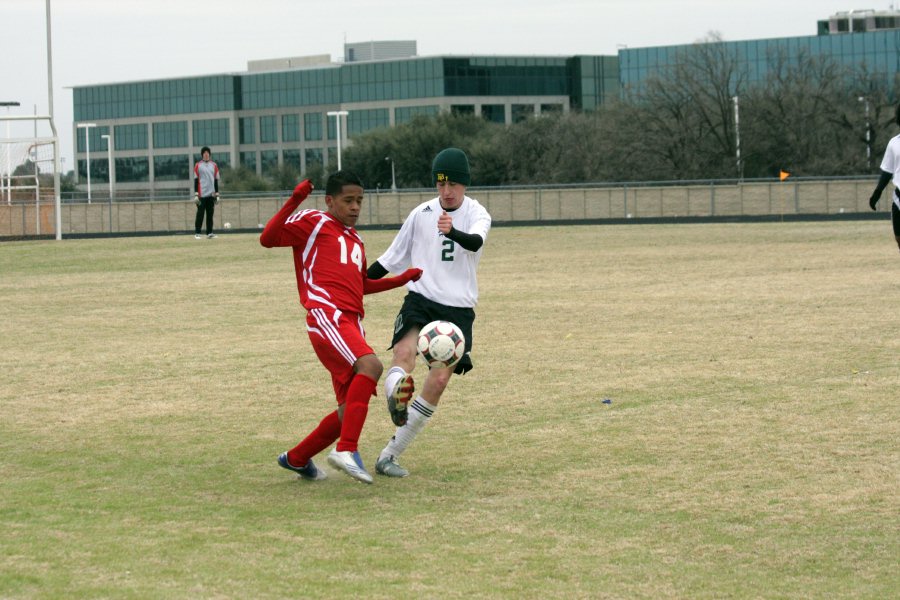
left=893, top=193, right=900, bottom=237
left=390, top=291, right=476, bottom=375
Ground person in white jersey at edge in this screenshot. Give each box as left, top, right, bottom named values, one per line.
left=868, top=103, right=900, bottom=254
left=366, top=147, right=492, bottom=478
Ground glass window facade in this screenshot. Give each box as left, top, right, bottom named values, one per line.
left=74, top=75, right=237, bottom=121
left=568, top=56, right=619, bottom=111
left=240, top=151, right=256, bottom=171
left=115, top=157, right=149, bottom=182
left=153, top=122, right=187, bottom=149
left=481, top=104, right=505, bottom=123
left=113, top=124, right=148, bottom=151
left=444, top=57, right=569, bottom=97
left=192, top=118, right=230, bottom=146
left=261, top=150, right=279, bottom=173
left=395, top=105, right=439, bottom=124
left=282, top=114, right=300, bottom=142
left=619, top=30, right=900, bottom=93
left=242, top=68, right=342, bottom=110
left=78, top=158, right=105, bottom=181
left=239, top=117, right=256, bottom=144
left=260, top=115, right=277, bottom=143
left=347, top=108, right=389, bottom=137
left=340, top=58, right=444, bottom=101
left=77, top=125, right=110, bottom=153
left=283, top=149, right=301, bottom=170
left=305, top=148, right=323, bottom=167
left=451, top=105, right=475, bottom=116
left=154, top=154, right=189, bottom=181
left=304, top=113, right=323, bottom=141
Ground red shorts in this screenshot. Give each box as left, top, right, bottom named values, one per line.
left=306, top=308, right=373, bottom=406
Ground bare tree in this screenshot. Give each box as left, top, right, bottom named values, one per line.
left=628, top=33, right=749, bottom=179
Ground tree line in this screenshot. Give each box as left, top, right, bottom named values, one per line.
left=340, top=38, right=898, bottom=189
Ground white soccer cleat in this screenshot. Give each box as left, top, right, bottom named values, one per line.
left=327, top=449, right=373, bottom=484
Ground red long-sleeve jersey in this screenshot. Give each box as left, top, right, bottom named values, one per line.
left=265, top=207, right=369, bottom=316
left=261, top=181, right=422, bottom=315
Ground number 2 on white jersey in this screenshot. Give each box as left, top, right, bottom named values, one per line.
left=337, top=235, right=363, bottom=271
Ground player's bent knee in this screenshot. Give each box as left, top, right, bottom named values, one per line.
left=355, top=354, right=384, bottom=381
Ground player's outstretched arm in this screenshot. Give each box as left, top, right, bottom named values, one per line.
left=869, top=170, right=892, bottom=210
left=260, top=180, right=313, bottom=247
left=363, top=268, right=422, bottom=295
left=366, top=261, right=389, bottom=280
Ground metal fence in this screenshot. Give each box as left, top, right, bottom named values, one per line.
left=0, top=176, right=890, bottom=238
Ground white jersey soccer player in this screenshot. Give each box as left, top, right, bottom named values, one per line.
left=367, top=147, right=492, bottom=478
left=878, top=134, right=900, bottom=209
left=868, top=104, right=900, bottom=253
left=376, top=195, right=491, bottom=308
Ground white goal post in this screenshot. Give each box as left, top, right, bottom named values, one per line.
left=0, top=115, right=61, bottom=239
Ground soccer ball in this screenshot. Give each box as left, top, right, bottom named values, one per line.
left=223, top=222, right=232, bottom=229
left=417, top=320, right=465, bottom=368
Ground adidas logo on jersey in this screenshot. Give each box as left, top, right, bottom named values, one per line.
left=421, top=206, right=433, bottom=213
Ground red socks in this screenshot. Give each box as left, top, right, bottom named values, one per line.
left=286, top=410, right=341, bottom=467
left=336, top=373, right=377, bottom=452
left=286, top=372, right=377, bottom=464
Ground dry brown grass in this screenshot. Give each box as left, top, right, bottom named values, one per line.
left=1, top=222, right=898, bottom=599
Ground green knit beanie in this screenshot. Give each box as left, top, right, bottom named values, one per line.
left=431, top=147, right=471, bottom=186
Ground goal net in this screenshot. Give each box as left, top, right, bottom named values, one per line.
left=0, top=115, right=61, bottom=238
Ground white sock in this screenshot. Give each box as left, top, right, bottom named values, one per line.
left=384, top=366, right=406, bottom=399
left=380, top=396, right=437, bottom=461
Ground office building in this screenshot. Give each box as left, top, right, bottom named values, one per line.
left=620, top=9, right=900, bottom=93
left=72, top=10, right=900, bottom=192
left=71, top=42, right=617, bottom=191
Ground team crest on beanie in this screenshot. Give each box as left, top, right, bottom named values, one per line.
left=432, top=147, right=471, bottom=186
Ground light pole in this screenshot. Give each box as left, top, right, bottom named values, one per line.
left=858, top=96, right=871, bottom=170
left=101, top=133, right=113, bottom=232
left=77, top=122, right=97, bottom=202
left=385, top=156, right=397, bottom=191
left=1, top=101, right=20, bottom=205
left=326, top=110, right=348, bottom=170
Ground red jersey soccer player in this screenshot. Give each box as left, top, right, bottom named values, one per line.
left=261, top=171, right=421, bottom=484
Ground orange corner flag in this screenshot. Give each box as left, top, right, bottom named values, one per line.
left=779, top=170, right=790, bottom=181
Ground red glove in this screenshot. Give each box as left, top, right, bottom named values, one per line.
left=291, top=179, right=313, bottom=203
left=364, top=268, right=422, bottom=294
left=260, top=179, right=314, bottom=247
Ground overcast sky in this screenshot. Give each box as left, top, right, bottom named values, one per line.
left=2, top=0, right=892, bottom=169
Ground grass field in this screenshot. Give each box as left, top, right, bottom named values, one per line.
left=1, top=222, right=898, bottom=599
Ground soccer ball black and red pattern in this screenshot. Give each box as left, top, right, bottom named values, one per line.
left=416, top=320, right=465, bottom=368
